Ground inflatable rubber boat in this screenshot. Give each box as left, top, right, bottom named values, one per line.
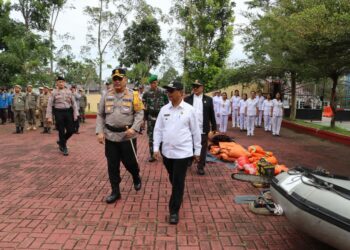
left=271, top=167, right=350, bottom=250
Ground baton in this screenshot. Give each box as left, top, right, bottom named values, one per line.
left=126, top=126, right=139, bottom=164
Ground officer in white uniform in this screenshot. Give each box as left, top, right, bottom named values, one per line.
left=212, top=91, right=222, bottom=127
left=262, top=94, right=273, bottom=131
left=230, top=90, right=241, bottom=128
left=218, top=92, right=231, bottom=133
left=271, top=92, right=284, bottom=136
left=255, top=90, right=265, bottom=127
left=153, top=81, right=201, bottom=225
left=239, top=94, right=248, bottom=131
left=245, top=91, right=258, bottom=136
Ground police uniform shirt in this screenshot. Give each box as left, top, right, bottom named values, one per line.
left=246, top=98, right=258, bottom=116
left=272, top=99, right=283, bottom=116
left=262, top=99, right=273, bottom=116
left=46, top=89, right=79, bottom=119
left=96, top=88, right=144, bottom=142
left=193, top=94, right=204, bottom=133
left=231, top=96, right=241, bottom=110
left=153, top=100, right=201, bottom=159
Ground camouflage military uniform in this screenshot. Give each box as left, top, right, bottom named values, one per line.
left=12, top=91, right=26, bottom=133
left=142, top=87, right=168, bottom=159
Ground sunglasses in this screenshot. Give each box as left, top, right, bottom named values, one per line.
left=112, top=76, right=123, bottom=81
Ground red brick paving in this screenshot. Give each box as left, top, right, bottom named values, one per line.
left=0, top=120, right=345, bottom=249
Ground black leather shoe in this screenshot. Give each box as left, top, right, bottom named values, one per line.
left=105, top=193, right=121, bottom=204
left=148, top=157, right=156, bottom=162
left=197, top=168, right=205, bottom=176
left=57, top=141, right=64, bottom=152
left=169, top=213, right=179, bottom=225
left=133, top=177, right=142, bottom=191
left=63, top=147, right=69, bottom=156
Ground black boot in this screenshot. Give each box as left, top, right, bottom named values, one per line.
left=41, top=127, right=48, bottom=134
left=47, top=128, right=51, bottom=134
left=106, top=186, right=121, bottom=204
left=39, top=122, right=44, bottom=128
left=20, top=127, right=24, bottom=133
left=13, top=127, right=20, bottom=134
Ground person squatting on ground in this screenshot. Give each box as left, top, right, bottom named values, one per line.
left=246, top=91, right=259, bottom=136
left=272, top=92, right=284, bottom=136
left=153, top=81, right=201, bottom=225
left=25, top=85, right=38, bottom=131
left=142, top=74, right=168, bottom=162
left=96, top=68, right=144, bottom=204
left=46, top=76, right=79, bottom=156
left=184, top=80, right=217, bottom=176
left=231, top=90, right=241, bottom=128
left=262, top=94, right=273, bottom=132
left=12, top=85, right=26, bottom=134
left=218, top=92, right=231, bottom=133
left=239, top=93, right=248, bottom=131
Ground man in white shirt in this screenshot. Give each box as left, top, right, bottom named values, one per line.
left=154, top=81, right=201, bottom=225
left=255, top=90, right=265, bottom=127
left=230, top=90, right=241, bottom=128
left=212, top=91, right=222, bottom=127
left=245, top=91, right=259, bottom=136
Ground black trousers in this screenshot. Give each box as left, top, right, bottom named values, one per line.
left=0, top=108, right=7, bottom=124
left=105, top=139, right=140, bottom=193
left=198, top=134, right=208, bottom=170
left=54, top=108, right=75, bottom=147
left=7, top=106, right=14, bottom=122
left=74, top=118, right=80, bottom=132
left=162, top=156, right=191, bottom=214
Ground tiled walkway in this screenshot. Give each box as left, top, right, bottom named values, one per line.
left=0, top=121, right=346, bottom=249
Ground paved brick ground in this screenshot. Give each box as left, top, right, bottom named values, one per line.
left=0, top=120, right=346, bottom=249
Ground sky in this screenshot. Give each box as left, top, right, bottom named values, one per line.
left=11, top=0, right=249, bottom=81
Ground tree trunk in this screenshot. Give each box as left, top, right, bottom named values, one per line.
left=289, top=72, right=297, bottom=120
left=330, top=74, right=338, bottom=128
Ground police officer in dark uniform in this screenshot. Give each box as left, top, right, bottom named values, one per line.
left=96, top=68, right=144, bottom=204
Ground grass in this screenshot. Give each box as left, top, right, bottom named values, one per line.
left=285, top=118, right=350, bottom=137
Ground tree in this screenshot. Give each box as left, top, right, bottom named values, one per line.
left=126, top=62, right=149, bottom=84
left=171, top=0, right=235, bottom=91
left=160, top=67, right=178, bottom=86
left=119, top=16, right=166, bottom=71
left=84, top=0, right=134, bottom=86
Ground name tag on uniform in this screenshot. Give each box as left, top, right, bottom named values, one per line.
left=164, top=114, right=170, bottom=117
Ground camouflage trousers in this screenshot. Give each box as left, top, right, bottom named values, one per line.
left=26, top=108, right=36, bottom=126
left=14, top=111, right=26, bottom=127
left=147, top=119, right=157, bottom=157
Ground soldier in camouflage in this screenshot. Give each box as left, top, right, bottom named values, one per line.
left=25, top=85, right=38, bottom=130
left=142, top=75, right=168, bottom=162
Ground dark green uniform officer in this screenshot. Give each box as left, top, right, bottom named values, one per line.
left=142, top=75, right=168, bottom=162
left=12, top=85, right=26, bottom=134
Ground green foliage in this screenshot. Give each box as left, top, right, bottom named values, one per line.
left=159, top=67, right=178, bottom=86
left=126, top=62, right=149, bottom=84
left=171, top=0, right=235, bottom=91
left=119, top=16, right=166, bottom=70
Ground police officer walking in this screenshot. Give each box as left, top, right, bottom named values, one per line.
left=96, top=68, right=144, bottom=204
left=153, top=81, right=201, bottom=224
left=25, top=85, right=38, bottom=130
left=46, top=76, right=79, bottom=156
left=12, top=85, right=26, bottom=134
left=37, top=86, right=51, bottom=134
left=142, top=75, right=168, bottom=162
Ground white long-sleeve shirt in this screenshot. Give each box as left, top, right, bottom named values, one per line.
left=257, top=96, right=265, bottom=110
left=231, top=96, right=241, bottom=110
left=262, top=99, right=273, bottom=116
left=246, top=98, right=258, bottom=116
left=272, top=99, right=283, bottom=116
left=239, top=99, right=247, bottom=114
left=213, top=95, right=222, bottom=113
left=153, top=100, right=202, bottom=159
left=219, top=99, right=231, bottom=115
left=193, top=94, right=204, bottom=133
